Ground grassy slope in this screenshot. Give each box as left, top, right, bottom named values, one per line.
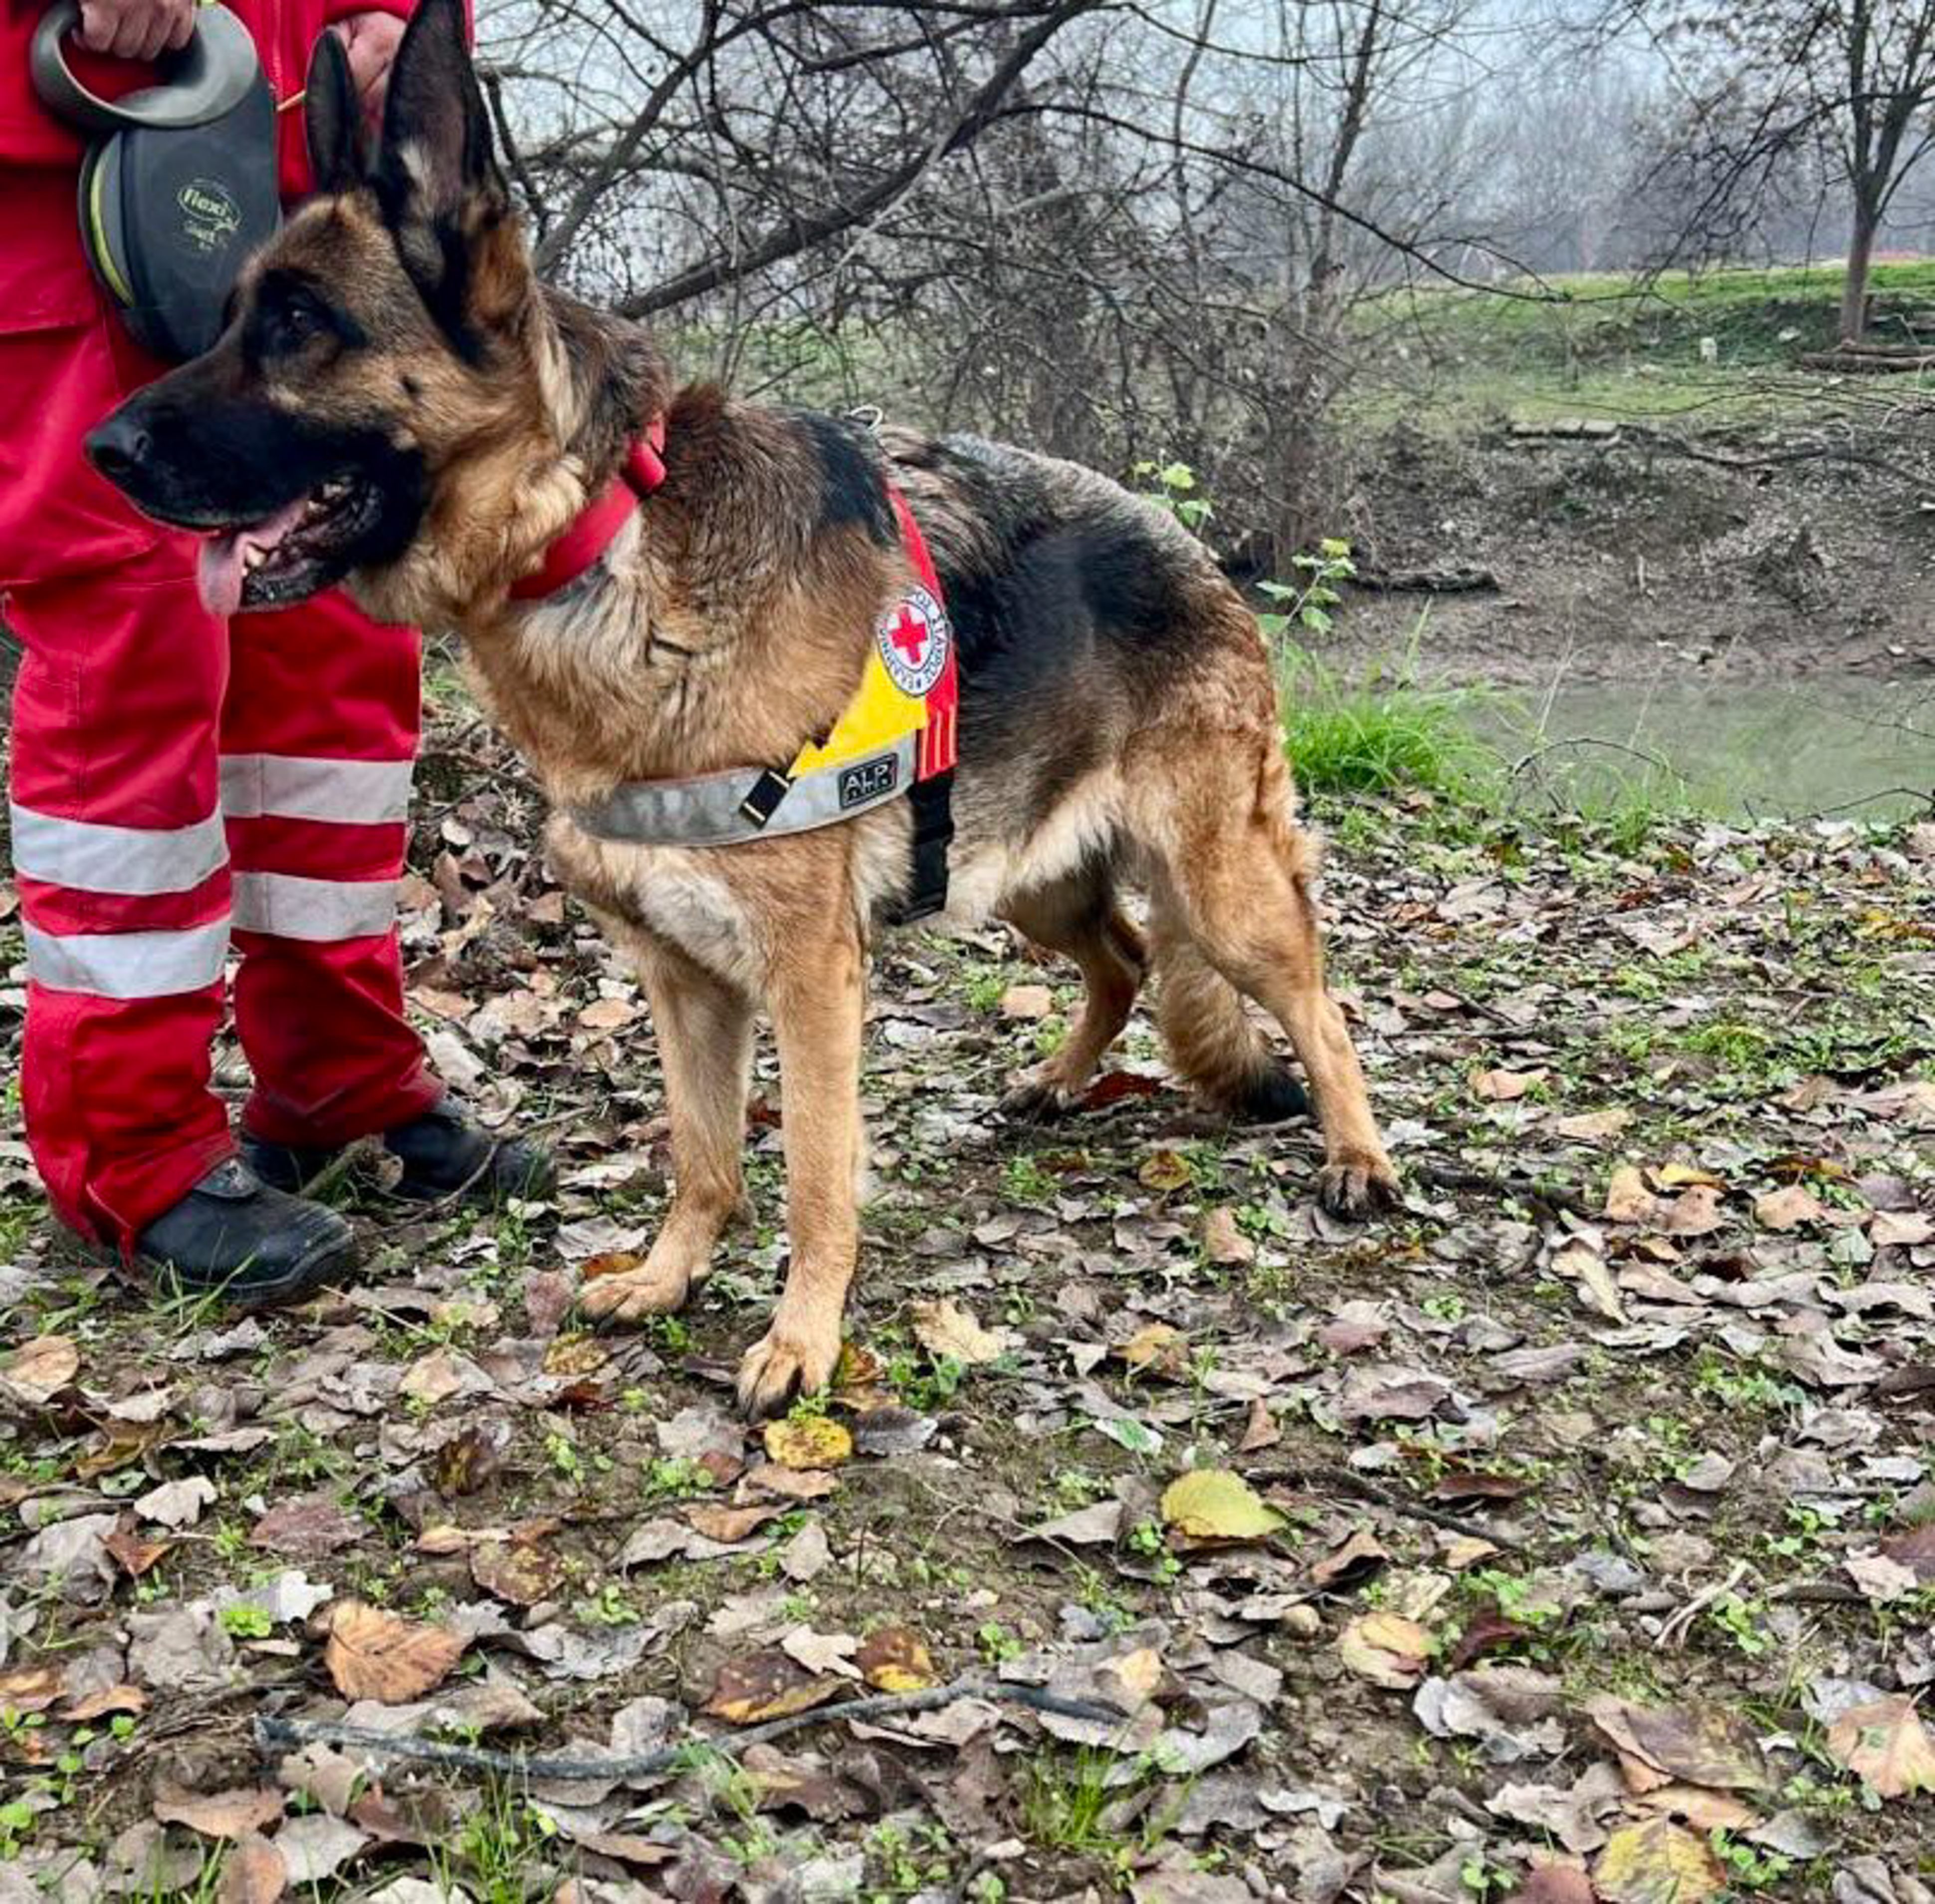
left=1354, top=260, right=1935, bottom=431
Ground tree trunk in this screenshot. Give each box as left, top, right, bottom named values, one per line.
left=1840, top=197, right=1880, bottom=343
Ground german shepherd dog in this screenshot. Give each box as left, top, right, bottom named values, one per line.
left=89, top=0, right=1398, bottom=1413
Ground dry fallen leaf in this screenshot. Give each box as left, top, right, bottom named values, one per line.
left=704, top=1648, right=844, bottom=1724
left=909, top=1299, right=1012, bottom=1367
left=1337, top=1613, right=1433, bottom=1690
left=324, top=1601, right=467, bottom=1704
left=999, top=983, right=1053, bottom=1019
left=1159, top=1470, right=1286, bottom=1545
left=3, top=1335, right=79, bottom=1404
left=469, top=1538, right=566, bottom=1608
left=1472, top=1065, right=1548, bottom=1102
left=217, top=1832, right=287, bottom=1904
left=1138, top=1148, right=1193, bottom=1192
left=1584, top=1697, right=1768, bottom=1792
left=763, top=1417, right=854, bottom=1471
left=1201, top=1208, right=1255, bottom=1265
left=856, top=1625, right=937, bottom=1693
left=1593, top=1818, right=1724, bottom=1904
left=1754, top=1184, right=1826, bottom=1231
left=151, top=1782, right=285, bottom=1840
left=1826, top=1694, right=1935, bottom=1799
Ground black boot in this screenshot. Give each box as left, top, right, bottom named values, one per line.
left=134, top=1159, right=358, bottom=1310
left=243, top=1098, right=554, bottom=1207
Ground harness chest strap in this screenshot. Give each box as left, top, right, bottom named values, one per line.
left=513, top=423, right=956, bottom=920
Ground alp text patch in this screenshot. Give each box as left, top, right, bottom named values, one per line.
left=839, top=753, right=899, bottom=810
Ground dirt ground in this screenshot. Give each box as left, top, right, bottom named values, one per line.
left=0, top=725, right=1932, bottom=1902
left=1331, top=413, right=1935, bottom=687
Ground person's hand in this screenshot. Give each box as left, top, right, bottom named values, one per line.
left=76, top=0, right=194, bottom=62
left=329, top=11, right=407, bottom=125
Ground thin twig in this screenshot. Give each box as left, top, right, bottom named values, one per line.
left=1655, top=1558, right=1750, bottom=1651
left=1290, top=1464, right=1530, bottom=1554
left=256, top=1677, right=1125, bottom=1782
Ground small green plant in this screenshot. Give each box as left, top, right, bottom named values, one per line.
left=218, top=1604, right=275, bottom=1640
left=1258, top=538, right=1356, bottom=638
left=1133, top=459, right=1213, bottom=532
left=1707, top=1591, right=1770, bottom=1658
left=976, top=1620, right=1025, bottom=1665
left=1710, top=1828, right=1793, bottom=1891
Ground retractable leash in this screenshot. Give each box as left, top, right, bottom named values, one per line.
left=30, top=0, right=279, bottom=359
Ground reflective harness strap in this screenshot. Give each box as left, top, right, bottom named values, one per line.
left=523, top=424, right=957, bottom=918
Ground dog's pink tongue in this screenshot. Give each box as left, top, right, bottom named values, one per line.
left=195, top=498, right=310, bottom=618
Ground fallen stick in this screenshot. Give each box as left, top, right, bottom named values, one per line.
left=1290, top=1464, right=1530, bottom=1553
left=256, top=1677, right=1126, bottom=1782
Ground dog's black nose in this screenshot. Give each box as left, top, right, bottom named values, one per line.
left=85, top=411, right=152, bottom=484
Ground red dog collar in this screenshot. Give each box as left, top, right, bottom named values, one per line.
left=509, top=417, right=667, bottom=602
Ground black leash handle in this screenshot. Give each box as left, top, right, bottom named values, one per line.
left=30, top=0, right=260, bottom=136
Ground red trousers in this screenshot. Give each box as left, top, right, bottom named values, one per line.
left=2, top=206, right=439, bottom=1253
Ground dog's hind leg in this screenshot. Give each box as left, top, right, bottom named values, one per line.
left=737, top=917, right=867, bottom=1417
left=998, top=874, right=1147, bottom=1120
left=582, top=939, right=754, bottom=1325
left=1148, top=901, right=1309, bottom=1123
left=1140, top=738, right=1396, bottom=1217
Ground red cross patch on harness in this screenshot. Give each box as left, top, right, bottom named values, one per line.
left=875, top=584, right=951, bottom=698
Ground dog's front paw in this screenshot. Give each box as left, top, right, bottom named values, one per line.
left=580, top=1264, right=691, bottom=1326
left=736, top=1318, right=843, bottom=1418
left=1316, top=1151, right=1401, bottom=1220
left=1000, top=1067, right=1078, bottom=1124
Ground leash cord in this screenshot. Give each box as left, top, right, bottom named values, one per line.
left=255, top=1678, right=1126, bottom=1782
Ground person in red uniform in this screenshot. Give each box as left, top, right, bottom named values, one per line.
left=0, top=0, right=547, bottom=1305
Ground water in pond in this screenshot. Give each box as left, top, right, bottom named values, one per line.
left=1467, top=677, right=1935, bottom=821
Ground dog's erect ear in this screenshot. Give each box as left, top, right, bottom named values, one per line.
left=375, top=0, right=505, bottom=232
left=372, top=0, right=518, bottom=354
left=304, top=30, right=363, bottom=196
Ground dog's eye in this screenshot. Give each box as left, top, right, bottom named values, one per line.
left=271, top=300, right=323, bottom=350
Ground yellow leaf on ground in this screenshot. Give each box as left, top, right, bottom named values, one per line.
left=1159, top=1469, right=1286, bottom=1544
left=1593, top=1819, right=1724, bottom=1904
left=704, top=1648, right=844, bottom=1724
left=856, top=1625, right=936, bottom=1693
left=1117, top=1322, right=1190, bottom=1377
left=1655, top=1163, right=1723, bottom=1189
left=1827, top=1695, right=1935, bottom=1799
left=763, top=1417, right=854, bottom=1471
left=1138, top=1148, right=1193, bottom=1192
left=324, top=1601, right=467, bottom=1704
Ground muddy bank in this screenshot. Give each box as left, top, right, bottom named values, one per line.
left=1328, top=416, right=1935, bottom=686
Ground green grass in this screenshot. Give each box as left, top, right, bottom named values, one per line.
left=1352, top=259, right=1935, bottom=431
left=1277, top=639, right=1502, bottom=800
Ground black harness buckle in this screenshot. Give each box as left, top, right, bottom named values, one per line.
left=737, top=769, right=792, bottom=829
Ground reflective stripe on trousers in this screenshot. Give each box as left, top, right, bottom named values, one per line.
left=13, top=751, right=411, bottom=994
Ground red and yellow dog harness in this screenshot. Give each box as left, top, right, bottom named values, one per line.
left=509, top=418, right=958, bottom=920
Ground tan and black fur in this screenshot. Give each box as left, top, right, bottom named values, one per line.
left=91, top=0, right=1399, bottom=1414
